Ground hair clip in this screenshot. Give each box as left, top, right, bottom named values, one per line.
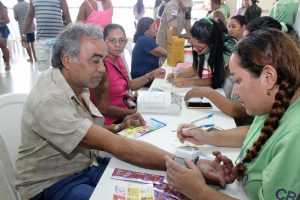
left=280, top=22, right=288, bottom=33
left=202, top=17, right=213, bottom=25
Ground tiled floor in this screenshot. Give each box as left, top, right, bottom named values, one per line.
left=0, top=43, right=40, bottom=95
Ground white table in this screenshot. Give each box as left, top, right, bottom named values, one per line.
left=90, top=68, right=249, bottom=200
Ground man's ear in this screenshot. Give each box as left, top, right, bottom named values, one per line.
left=263, top=64, right=278, bottom=90
left=61, top=53, right=72, bottom=70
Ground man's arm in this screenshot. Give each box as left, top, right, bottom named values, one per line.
left=61, top=0, right=71, bottom=25
left=22, top=0, right=34, bottom=35
left=13, top=6, right=18, bottom=21
left=81, top=124, right=172, bottom=169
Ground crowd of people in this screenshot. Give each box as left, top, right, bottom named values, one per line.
left=0, top=0, right=299, bottom=199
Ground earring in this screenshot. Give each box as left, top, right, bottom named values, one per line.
left=267, top=89, right=271, bottom=96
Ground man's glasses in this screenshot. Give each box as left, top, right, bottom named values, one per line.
left=106, top=38, right=127, bottom=46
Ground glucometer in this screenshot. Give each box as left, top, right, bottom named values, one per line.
left=173, top=146, right=201, bottom=167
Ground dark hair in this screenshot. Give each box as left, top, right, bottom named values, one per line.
left=230, top=15, right=247, bottom=27
left=135, top=0, right=144, bottom=14
left=103, top=23, right=126, bottom=40
left=190, top=18, right=236, bottom=89
left=134, top=17, right=154, bottom=42
left=52, top=23, right=103, bottom=69
left=246, top=16, right=300, bottom=46
left=234, top=28, right=300, bottom=179
left=211, top=0, right=221, bottom=5
left=154, top=0, right=162, bottom=8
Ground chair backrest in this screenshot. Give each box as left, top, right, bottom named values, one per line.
left=0, top=134, right=19, bottom=200
left=0, top=93, right=27, bottom=169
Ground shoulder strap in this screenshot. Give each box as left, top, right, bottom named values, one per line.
left=85, top=0, right=95, bottom=11
left=110, top=62, right=129, bottom=84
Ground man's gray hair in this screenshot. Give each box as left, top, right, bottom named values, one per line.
left=51, top=22, right=103, bottom=69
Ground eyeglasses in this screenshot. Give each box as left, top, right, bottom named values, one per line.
left=190, top=38, right=208, bottom=53
left=106, top=38, right=127, bottom=46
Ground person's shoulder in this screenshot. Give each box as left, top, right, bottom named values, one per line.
left=138, top=35, right=155, bottom=42
left=165, top=1, right=177, bottom=10
left=13, top=3, right=18, bottom=10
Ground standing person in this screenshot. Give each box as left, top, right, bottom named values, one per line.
left=166, top=28, right=300, bottom=200
left=131, top=17, right=167, bottom=86
left=207, top=0, right=227, bottom=25
left=14, top=0, right=36, bottom=63
left=156, top=0, right=193, bottom=65
left=91, top=23, right=166, bottom=125
left=77, top=0, right=113, bottom=29
left=153, top=0, right=162, bottom=27
left=133, top=0, right=145, bottom=28
left=220, top=0, right=231, bottom=19
left=244, top=0, right=262, bottom=23
left=269, top=0, right=299, bottom=26
left=21, top=0, right=71, bottom=71
left=235, top=0, right=249, bottom=16
left=0, top=1, right=10, bottom=71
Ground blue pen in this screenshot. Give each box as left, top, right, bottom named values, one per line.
left=182, top=124, right=215, bottom=131
left=190, top=114, right=214, bottom=124
left=150, top=118, right=167, bottom=126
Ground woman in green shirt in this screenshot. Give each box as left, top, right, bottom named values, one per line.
left=165, top=28, right=300, bottom=199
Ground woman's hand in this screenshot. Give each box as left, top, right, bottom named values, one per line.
left=151, top=68, right=166, bottom=79
left=171, top=77, right=193, bottom=88
left=165, top=156, right=208, bottom=200
left=177, top=123, right=209, bottom=145
left=184, top=87, right=213, bottom=101
left=166, top=73, right=175, bottom=82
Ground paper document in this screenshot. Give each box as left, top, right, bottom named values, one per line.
left=117, top=118, right=166, bottom=139
left=113, top=184, right=155, bottom=200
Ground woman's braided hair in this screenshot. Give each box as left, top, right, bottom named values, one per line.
left=233, top=28, right=300, bottom=180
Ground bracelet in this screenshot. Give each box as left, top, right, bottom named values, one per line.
left=113, top=124, right=121, bottom=132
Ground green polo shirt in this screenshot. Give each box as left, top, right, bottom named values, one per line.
left=238, top=97, right=300, bottom=199
left=269, top=0, right=299, bottom=25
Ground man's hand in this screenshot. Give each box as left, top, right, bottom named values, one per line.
left=121, top=113, right=146, bottom=129
left=213, top=151, right=237, bottom=184
left=196, top=152, right=237, bottom=188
